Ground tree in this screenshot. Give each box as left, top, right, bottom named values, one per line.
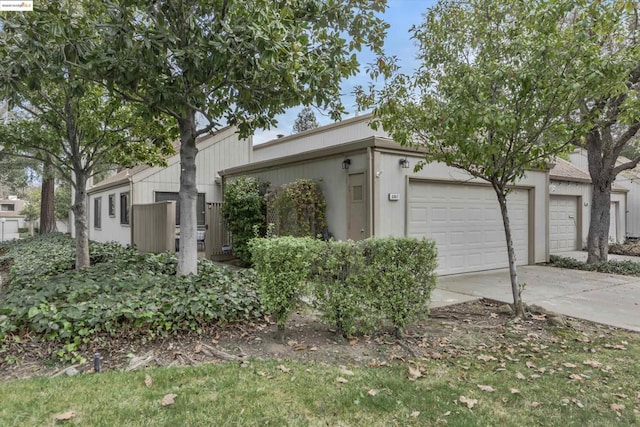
left=293, top=107, right=320, bottom=133
left=92, top=0, right=388, bottom=275
left=558, top=1, right=640, bottom=263
left=0, top=2, right=175, bottom=268
left=360, top=0, right=582, bottom=316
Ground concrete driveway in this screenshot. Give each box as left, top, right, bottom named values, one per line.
left=431, top=265, right=640, bottom=332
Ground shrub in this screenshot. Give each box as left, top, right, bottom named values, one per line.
left=266, top=179, right=327, bottom=237
left=313, top=240, right=380, bottom=336
left=359, top=238, right=438, bottom=336
left=549, top=254, right=640, bottom=276
left=221, top=177, right=266, bottom=265
left=249, top=236, right=322, bottom=333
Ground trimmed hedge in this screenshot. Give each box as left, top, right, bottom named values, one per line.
left=250, top=236, right=438, bottom=336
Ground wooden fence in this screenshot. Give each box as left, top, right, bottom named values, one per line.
left=132, top=201, right=176, bottom=253
left=205, top=202, right=233, bottom=260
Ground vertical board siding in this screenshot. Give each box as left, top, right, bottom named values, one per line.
left=205, top=202, right=232, bottom=258
left=132, top=201, right=176, bottom=253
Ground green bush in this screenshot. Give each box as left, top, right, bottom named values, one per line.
left=249, top=236, right=322, bottom=331
left=359, top=237, right=438, bottom=335
left=221, top=177, right=266, bottom=265
left=267, top=179, right=327, bottom=237
left=314, top=240, right=380, bottom=336
left=251, top=236, right=438, bottom=337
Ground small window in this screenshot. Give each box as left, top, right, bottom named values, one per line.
left=94, top=197, right=102, bottom=229
left=0, top=204, right=15, bottom=211
left=352, top=185, right=363, bottom=202
left=108, top=194, right=116, bottom=217
left=120, top=192, right=130, bottom=225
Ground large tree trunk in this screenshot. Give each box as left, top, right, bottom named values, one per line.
left=177, top=112, right=199, bottom=276
left=495, top=186, right=525, bottom=317
left=72, top=171, right=90, bottom=270
left=586, top=183, right=611, bottom=263
left=39, top=158, right=57, bottom=234
left=585, top=131, right=614, bottom=264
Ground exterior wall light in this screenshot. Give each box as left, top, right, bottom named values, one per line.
left=399, top=158, right=410, bottom=169
left=342, top=158, right=351, bottom=170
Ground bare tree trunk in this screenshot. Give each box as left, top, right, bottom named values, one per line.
left=177, top=111, right=199, bottom=276
left=586, top=184, right=611, bottom=263
left=72, top=171, right=90, bottom=270
left=495, top=186, right=524, bottom=317
left=39, top=158, right=57, bottom=234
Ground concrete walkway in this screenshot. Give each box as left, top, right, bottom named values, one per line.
left=431, top=264, right=640, bottom=332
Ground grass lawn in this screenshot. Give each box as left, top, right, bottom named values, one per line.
left=1, top=328, right=639, bottom=427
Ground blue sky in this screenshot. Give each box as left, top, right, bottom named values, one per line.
left=253, top=0, right=438, bottom=144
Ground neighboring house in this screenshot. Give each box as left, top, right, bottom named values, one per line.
left=549, top=158, right=627, bottom=253
left=0, top=196, right=26, bottom=241
left=221, top=114, right=549, bottom=276
left=568, top=148, right=632, bottom=241
left=87, top=126, right=252, bottom=246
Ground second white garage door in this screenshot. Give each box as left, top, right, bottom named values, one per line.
left=407, top=181, right=529, bottom=275
left=549, top=195, right=578, bottom=253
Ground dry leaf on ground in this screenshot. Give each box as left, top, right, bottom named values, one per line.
left=336, top=377, right=349, bottom=384
left=477, top=354, right=497, bottom=362
left=477, top=385, right=496, bottom=392
left=368, top=389, right=379, bottom=396
left=339, top=366, right=355, bottom=376
left=583, top=360, right=602, bottom=368
left=408, top=365, right=423, bottom=381
left=53, top=411, right=76, bottom=421
left=459, top=396, right=478, bottom=409
left=610, top=403, right=625, bottom=411
left=161, top=394, right=177, bottom=407
left=562, top=362, right=577, bottom=368
left=276, top=365, right=291, bottom=373
left=530, top=401, right=541, bottom=408
left=516, top=372, right=526, bottom=380
left=510, top=388, right=520, bottom=394
left=144, top=374, right=153, bottom=388
left=410, top=411, right=420, bottom=418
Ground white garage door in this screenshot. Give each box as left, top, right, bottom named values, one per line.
left=0, top=219, right=20, bottom=242
left=407, top=181, right=529, bottom=275
left=549, top=195, right=578, bottom=253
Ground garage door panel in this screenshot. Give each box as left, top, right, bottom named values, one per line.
left=408, top=182, right=529, bottom=275
left=549, top=195, right=578, bottom=253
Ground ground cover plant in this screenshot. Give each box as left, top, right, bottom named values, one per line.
left=549, top=254, right=640, bottom=276
left=0, top=235, right=263, bottom=362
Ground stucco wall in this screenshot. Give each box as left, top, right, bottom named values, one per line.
left=374, top=151, right=549, bottom=264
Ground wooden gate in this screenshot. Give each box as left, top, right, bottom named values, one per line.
left=205, top=202, right=233, bottom=260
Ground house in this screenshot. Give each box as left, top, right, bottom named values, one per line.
left=568, top=148, right=633, bottom=241
left=548, top=158, right=627, bottom=253
left=87, top=126, right=252, bottom=246
left=220, top=114, right=549, bottom=276
left=0, top=196, right=26, bottom=241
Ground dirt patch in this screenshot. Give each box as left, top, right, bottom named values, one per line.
left=0, top=299, right=626, bottom=381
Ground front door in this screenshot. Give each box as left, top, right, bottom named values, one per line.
left=348, top=173, right=367, bottom=241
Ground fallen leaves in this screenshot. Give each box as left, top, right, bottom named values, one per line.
left=336, top=377, right=349, bottom=384
left=53, top=411, right=76, bottom=421
left=610, top=403, right=625, bottom=414
left=144, top=374, right=153, bottom=388
left=583, top=360, right=602, bottom=368
left=276, top=365, right=291, bottom=373
left=515, top=372, right=527, bottom=380
left=477, top=384, right=496, bottom=393
left=161, top=394, right=177, bottom=407
left=510, top=388, right=520, bottom=394
left=407, top=365, right=423, bottom=381
left=459, top=396, right=478, bottom=409
left=477, top=354, right=497, bottom=362
left=367, top=389, right=379, bottom=396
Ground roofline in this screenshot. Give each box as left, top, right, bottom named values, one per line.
left=549, top=175, right=591, bottom=184
left=89, top=126, right=237, bottom=194
left=253, top=113, right=374, bottom=150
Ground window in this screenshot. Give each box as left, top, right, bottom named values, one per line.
left=120, top=192, right=130, bottom=225
left=0, top=204, right=15, bottom=211
left=94, top=197, right=102, bottom=229
left=108, top=194, right=116, bottom=217
left=155, top=192, right=205, bottom=225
